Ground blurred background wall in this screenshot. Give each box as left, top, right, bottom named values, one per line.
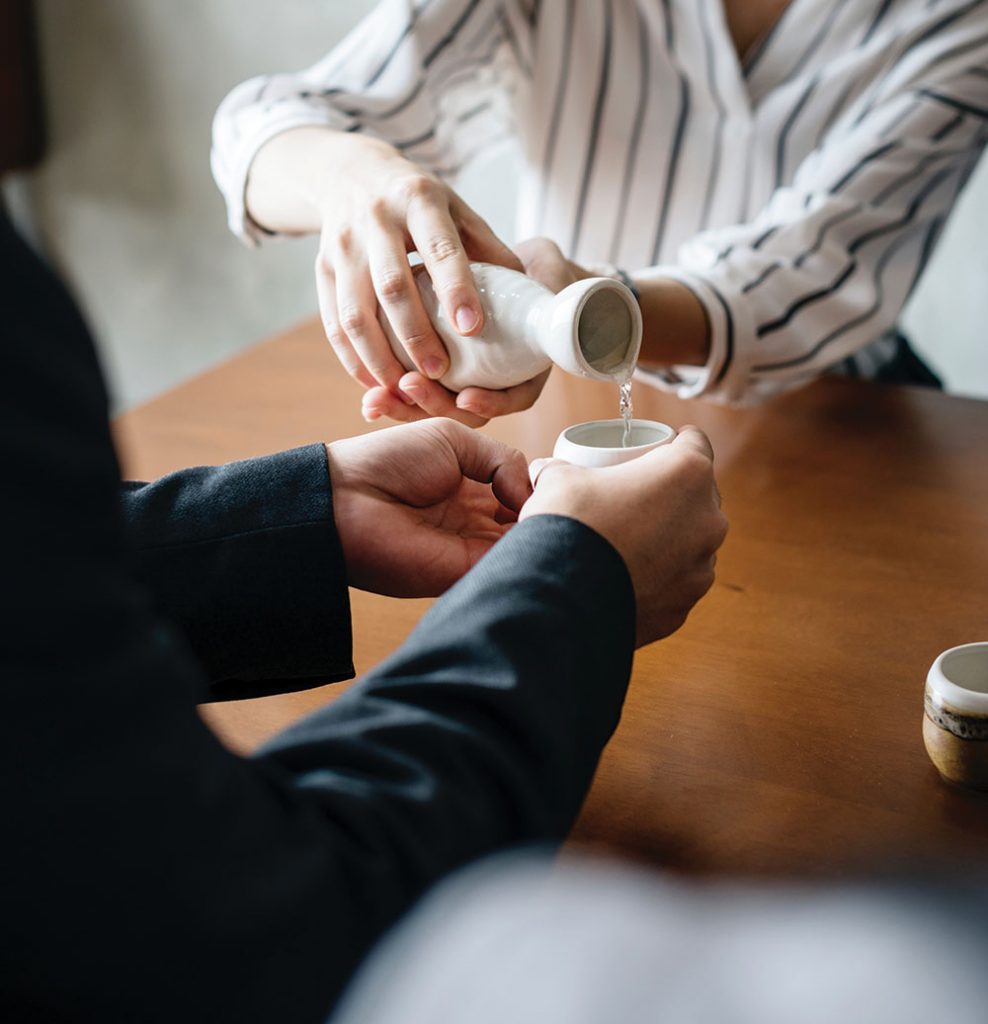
left=6, top=0, right=987, bottom=409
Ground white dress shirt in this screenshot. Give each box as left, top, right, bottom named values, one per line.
left=212, top=0, right=988, bottom=404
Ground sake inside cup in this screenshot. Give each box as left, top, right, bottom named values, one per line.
left=552, top=419, right=675, bottom=469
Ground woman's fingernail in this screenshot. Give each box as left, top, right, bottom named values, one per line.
left=422, top=356, right=446, bottom=379
left=396, top=387, right=418, bottom=406
left=455, top=305, right=479, bottom=334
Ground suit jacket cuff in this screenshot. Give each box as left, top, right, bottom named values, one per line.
left=121, top=444, right=353, bottom=699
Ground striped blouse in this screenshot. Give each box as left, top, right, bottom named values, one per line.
left=211, top=0, right=988, bottom=404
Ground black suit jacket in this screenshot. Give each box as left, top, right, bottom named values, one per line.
left=0, top=216, right=635, bottom=1023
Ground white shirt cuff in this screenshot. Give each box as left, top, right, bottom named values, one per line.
left=629, top=265, right=735, bottom=401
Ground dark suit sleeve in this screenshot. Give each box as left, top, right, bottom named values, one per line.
left=121, top=446, right=354, bottom=699
left=0, top=216, right=635, bottom=1024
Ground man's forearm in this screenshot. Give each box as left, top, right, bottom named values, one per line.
left=121, top=445, right=354, bottom=699
left=262, top=513, right=636, bottom=859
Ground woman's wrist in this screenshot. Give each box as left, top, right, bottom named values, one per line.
left=247, top=126, right=371, bottom=235
left=636, top=277, right=712, bottom=368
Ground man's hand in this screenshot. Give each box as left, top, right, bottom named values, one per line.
left=522, top=427, right=727, bottom=647
left=327, top=419, right=531, bottom=597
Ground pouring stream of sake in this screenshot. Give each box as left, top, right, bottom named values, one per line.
left=620, top=380, right=633, bottom=448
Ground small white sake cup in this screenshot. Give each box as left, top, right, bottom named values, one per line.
left=923, top=642, right=988, bottom=790
left=551, top=419, right=675, bottom=469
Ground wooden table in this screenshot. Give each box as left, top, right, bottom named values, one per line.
left=115, top=318, right=988, bottom=880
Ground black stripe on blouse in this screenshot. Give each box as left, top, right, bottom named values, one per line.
left=570, top=0, right=614, bottom=254
left=537, top=0, right=576, bottom=233
left=918, top=88, right=988, bottom=120
left=698, top=0, right=727, bottom=233
left=367, top=0, right=436, bottom=88
left=610, top=4, right=652, bottom=261
left=775, top=74, right=821, bottom=188
left=709, top=281, right=737, bottom=387
left=747, top=98, right=975, bottom=296
left=861, top=0, right=898, bottom=47
left=853, top=0, right=987, bottom=126
left=424, top=0, right=485, bottom=67
left=755, top=162, right=957, bottom=338
left=753, top=213, right=942, bottom=372
left=650, top=0, right=691, bottom=263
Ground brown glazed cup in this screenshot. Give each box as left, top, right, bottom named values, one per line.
left=923, top=643, right=988, bottom=790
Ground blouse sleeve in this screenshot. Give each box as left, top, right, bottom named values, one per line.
left=636, top=28, right=988, bottom=405
left=211, top=0, right=536, bottom=245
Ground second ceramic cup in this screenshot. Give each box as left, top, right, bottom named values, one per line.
left=923, top=642, right=988, bottom=790
left=552, top=419, right=675, bottom=468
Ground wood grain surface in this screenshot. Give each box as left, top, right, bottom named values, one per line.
left=114, top=317, right=988, bottom=880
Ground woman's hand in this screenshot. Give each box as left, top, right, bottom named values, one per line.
left=312, top=133, right=523, bottom=392
left=248, top=127, right=524, bottom=398
left=360, top=237, right=595, bottom=425
left=327, top=419, right=531, bottom=597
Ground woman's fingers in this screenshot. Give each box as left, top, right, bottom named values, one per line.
left=405, top=184, right=486, bottom=339
left=361, top=386, right=430, bottom=424
left=334, top=247, right=409, bottom=392
left=395, top=373, right=489, bottom=427
left=453, top=197, right=525, bottom=272
left=367, top=216, right=452, bottom=381
left=315, top=255, right=377, bottom=389
left=454, top=369, right=552, bottom=420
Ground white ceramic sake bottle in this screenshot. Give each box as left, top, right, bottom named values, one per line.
left=380, top=262, right=642, bottom=391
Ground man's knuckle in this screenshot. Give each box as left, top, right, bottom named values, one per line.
left=675, top=449, right=713, bottom=483
left=715, top=512, right=729, bottom=545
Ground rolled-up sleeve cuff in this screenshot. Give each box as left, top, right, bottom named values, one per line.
left=211, top=78, right=354, bottom=247
left=631, top=265, right=754, bottom=404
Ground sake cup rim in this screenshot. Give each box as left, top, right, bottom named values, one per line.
left=560, top=418, right=675, bottom=451
left=926, top=642, right=988, bottom=715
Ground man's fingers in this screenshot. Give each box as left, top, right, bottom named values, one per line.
left=527, top=457, right=570, bottom=489
left=406, top=196, right=485, bottom=338
left=435, top=420, right=532, bottom=512
left=670, top=424, right=715, bottom=462
left=494, top=503, right=519, bottom=526
left=315, top=258, right=377, bottom=389
left=455, top=368, right=552, bottom=420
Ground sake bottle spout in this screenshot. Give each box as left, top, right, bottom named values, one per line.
left=542, top=277, right=643, bottom=383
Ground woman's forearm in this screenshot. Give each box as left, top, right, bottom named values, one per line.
left=637, top=277, right=712, bottom=368
left=246, top=127, right=398, bottom=235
